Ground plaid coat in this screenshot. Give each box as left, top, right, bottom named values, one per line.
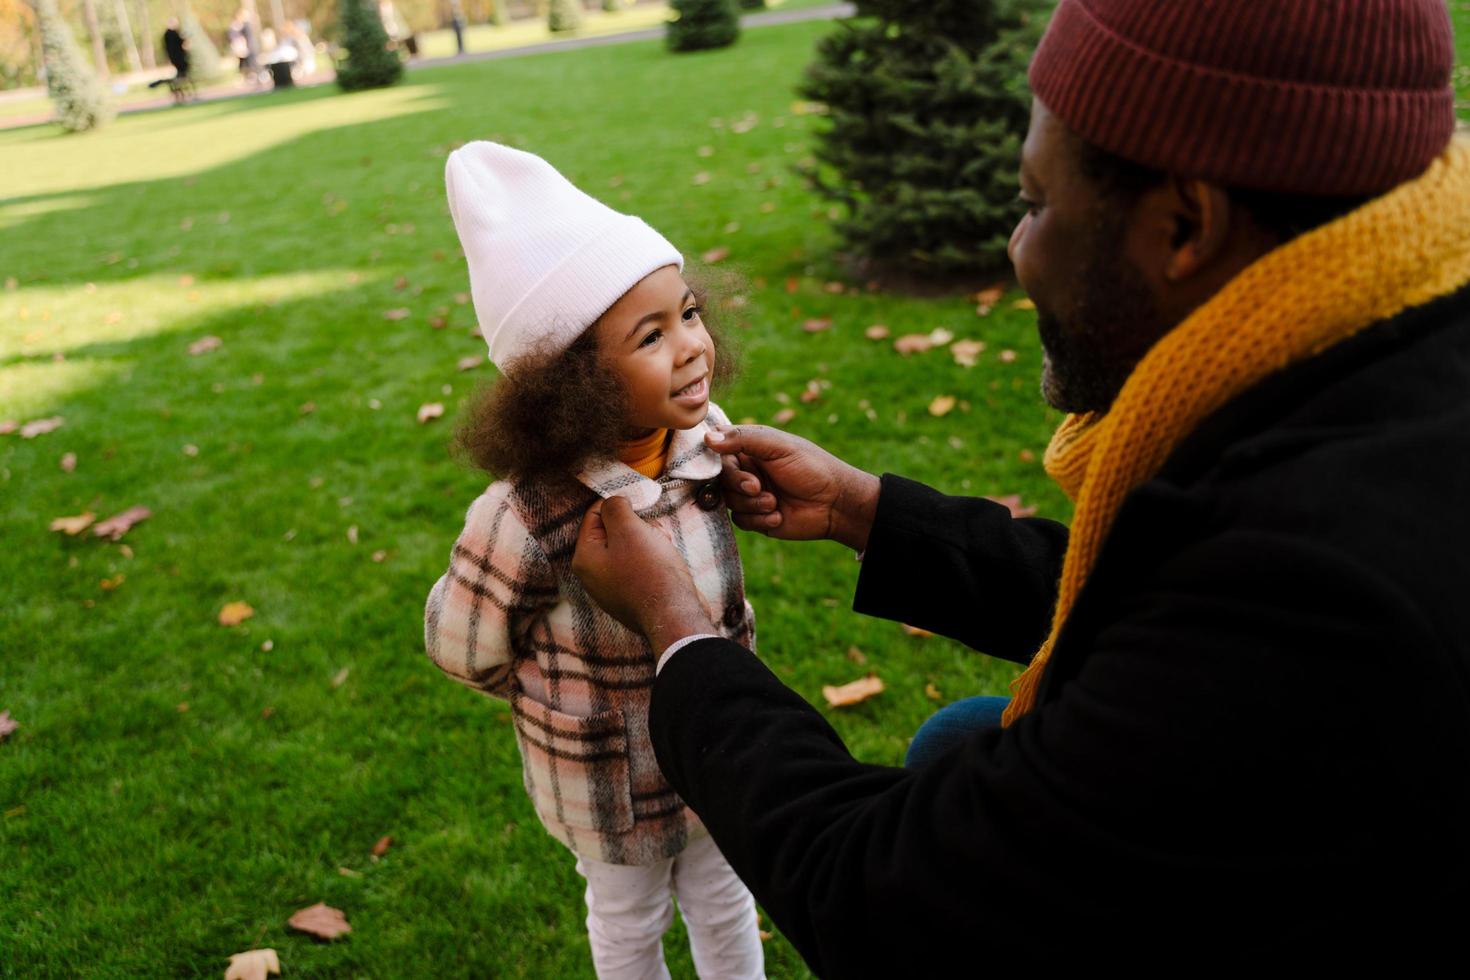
left=424, top=403, right=756, bottom=865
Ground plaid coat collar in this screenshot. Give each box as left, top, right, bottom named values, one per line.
left=575, top=415, right=723, bottom=511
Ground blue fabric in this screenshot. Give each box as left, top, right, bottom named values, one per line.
left=904, top=696, right=1011, bottom=769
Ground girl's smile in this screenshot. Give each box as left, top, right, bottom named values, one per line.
left=595, top=265, right=716, bottom=435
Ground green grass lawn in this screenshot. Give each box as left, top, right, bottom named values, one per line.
left=3, top=7, right=1468, bottom=977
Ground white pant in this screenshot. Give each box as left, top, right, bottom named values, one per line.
left=574, top=832, right=766, bottom=980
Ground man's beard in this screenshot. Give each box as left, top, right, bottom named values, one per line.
left=1035, top=218, right=1168, bottom=415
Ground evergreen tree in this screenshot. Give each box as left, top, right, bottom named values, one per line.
left=336, top=0, right=402, bottom=91
left=547, top=0, right=582, bottom=32
left=666, top=0, right=738, bottom=52
left=601, top=0, right=620, bottom=12
left=487, top=0, right=509, bottom=26
left=799, top=0, right=1046, bottom=281
left=176, top=3, right=222, bottom=81
left=31, top=0, right=111, bottom=133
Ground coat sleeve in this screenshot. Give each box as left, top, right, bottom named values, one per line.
left=650, top=529, right=1445, bottom=974
left=853, top=474, right=1070, bottom=664
left=424, top=483, right=559, bottom=700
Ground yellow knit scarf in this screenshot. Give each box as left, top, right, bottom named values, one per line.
left=1003, top=135, right=1470, bottom=727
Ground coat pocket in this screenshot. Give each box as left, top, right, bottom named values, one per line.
left=508, top=691, right=634, bottom=836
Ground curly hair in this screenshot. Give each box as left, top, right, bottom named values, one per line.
left=454, top=275, right=741, bottom=480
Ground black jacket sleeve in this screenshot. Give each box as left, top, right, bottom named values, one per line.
left=852, top=475, right=1069, bottom=664
left=650, top=529, right=1447, bottom=974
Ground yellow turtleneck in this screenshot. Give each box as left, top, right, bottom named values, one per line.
left=617, top=429, right=673, bottom=479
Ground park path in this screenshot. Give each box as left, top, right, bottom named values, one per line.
left=0, top=3, right=854, bottom=132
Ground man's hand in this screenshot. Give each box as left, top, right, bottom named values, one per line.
left=571, top=497, right=717, bottom=650
left=705, top=425, right=880, bottom=552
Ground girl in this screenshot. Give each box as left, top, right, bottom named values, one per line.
left=424, top=142, right=764, bottom=980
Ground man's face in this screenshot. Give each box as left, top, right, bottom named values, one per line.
left=1007, top=102, right=1168, bottom=415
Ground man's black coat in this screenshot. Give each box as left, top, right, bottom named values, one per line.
left=650, top=285, right=1470, bottom=972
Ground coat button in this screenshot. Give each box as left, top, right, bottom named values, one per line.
left=695, top=480, right=722, bottom=511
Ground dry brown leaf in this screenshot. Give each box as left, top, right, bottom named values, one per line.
left=456, top=355, right=483, bottom=372
left=287, top=902, right=352, bottom=940
left=0, top=420, right=16, bottom=435
left=427, top=315, right=448, bottom=330
left=928, top=395, right=957, bottom=418
left=822, top=674, right=885, bottom=708
left=371, top=550, right=388, bottom=563
left=346, top=525, right=359, bottom=545
left=99, top=573, right=125, bottom=591
left=382, top=308, right=410, bottom=321
left=864, top=324, right=890, bottom=341
left=759, top=930, right=774, bottom=941
left=59, top=452, right=77, bottom=472
left=338, top=866, right=362, bottom=877
left=93, top=506, right=151, bottom=541
left=219, top=601, right=255, bottom=626
left=454, top=291, right=470, bottom=305
left=971, top=285, right=1006, bottom=306
left=417, top=402, right=445, bottom=425
left=393, top=275, right=409, bottom=290
left=331, top=667, right=350, bottom=688
left=901, top=624, right=934, bottom=638
left=188, top=335, right=222, bottom=356
left=1011, top=297, right=1036, bottom=311
left=691, top=171, right=712, bottom=186
left=924, top=682, right=943, bottom=702
left=1019, top=448, right=1036, bottom=463
left=372, top=835, right=393, bottom=857
left=299, top=401, right=316, bottom=415
left=950, top=339, right=986, bottom=367
left=892, top=334, right=933, bottom=355
left=802, top=318, right=832, bottom=333
left=846, top=646, right=868, bottom=665
left=823, top=281, right=845, bottom=294
left=784, top=277, right=799, bottom=295
left=928, top=327, right=954, bottom=346
left=50, top=512, right=96, bottom=535
left=772, top=408, right=797, bottom=426
left=176, top=701, right=189, bottom=713
left=0, top=710, right=19, bottom=741
left=700, top=246, right=731, bottom=264
left=224, top=947, right=280, bottom=980
left=20, top=416, right=64, bottom=439
left=998, top=349, right=1018, bottom=364
left=986, top=493, right=1038, bottom=518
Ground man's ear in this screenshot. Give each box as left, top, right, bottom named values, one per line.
left=1162, top=177, right=1232, bottom=282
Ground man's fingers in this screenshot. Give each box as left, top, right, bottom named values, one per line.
left=726, top=491, right=777, bottom=516
left=706, top=424, right=797, bottom=465
left=731, top=510, right=783, bottom=533
left=718, top=452, right=763, bottom=497
left=599, top=495, right=638, bottom=538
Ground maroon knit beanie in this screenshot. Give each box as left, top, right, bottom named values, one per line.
left=1028, top=0, right=1457, bottom=196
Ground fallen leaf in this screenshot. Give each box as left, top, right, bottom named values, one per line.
left=219, top=601, right=255, bottom=626
left=697, top=145, right=714, bottom=157
left=901, top=624, right=934, bottom=638
left=338, top=866, right=362, bottom=878
left=59, top=452, right=77, bottom=472
left=784, top=277, right=799, bottom=294
left=331, top=667, right=350, bottom=688
left=772, top=408, right=797, bottom=426
left=183, top=444, right=199, bottom=457
left=986, top=494, right=1038, bottom=518
left=691, top=171, right=711, bottom=186
left=700, top=246, right=731, bottom=264
left=93, top=506, right=151, bottom=541
left=1011, top=297, right=1036, bottom=310
left=823, top=281, right=845, bottom=294
left=119, top=545, right=133, bottom=559
left=998, top=349, right=1018, bottom=364
left=846, top=646, right=868, bottom=665
left=0, top=711, right=18, bottom=740
left=50, top=512, right=95, bottom=535
left=346, top=525, right=359, bottom=545
left=371, top=550, right=388, bottom=563
left=372, top=835, right=393, bottom=857
left=972, top=285, right=1005, bottom=306
left=393, top=275, right=409, bottom=290
left=382, top=308, right=410, bottom=321
left=950, top=339, right=986, bottom=367
left=225, top=948, right=280, bottom=980
left=428, top=315, right=448, bottom=330
left=799, top=381, right=822, bottom=404
left=100, top=573, right=125, bottom=591
left=928, top=395, right=957, bottom=417
left=0, top=420, right=16, bottom=435
left=287, top=902, right=352, bottom=941
left=759, top=930, right=774, bottom=941
left=864, top=324, right=890, bottom=340
left=261, top=639, right=274, bottom=652
left=822, top=674, right=885, bottom=708
left=176, top=700, right=189, bottom=712
left=892, top=334, right=933, bottom=355
left=20, top=416, right=64, bottom=439
left=188, top=335, right=222, bottom=356
left=456, top=355, right=483, bottom=372
left=924, top=682, right=943, bottom=701
left=299, top=401, right=316, bottom=415
left=454, top=292, right=470, bottom=305
left=928, top=327, right=954, bottom=346
left=802, top=318, right=832, bottom=333
left=417, top=402, right=445, bottom=424
left=1019, top=448, right=1036, bottom=463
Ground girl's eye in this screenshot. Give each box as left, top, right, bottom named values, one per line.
left=682, top=305, right=703, bottom=322
left=639, top=328, right=662, bottom=348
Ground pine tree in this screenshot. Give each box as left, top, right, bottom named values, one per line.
left=666, top=0, right=738, bottom=52
left=799, top=0, right=1046, bottom=281
left=31, top=0, right=111, bottom=133
left=547, top=0, right=582, bottom=32
left=336, top=0, right=402, bottom=91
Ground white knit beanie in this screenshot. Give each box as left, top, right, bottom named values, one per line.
left=445, top=141, right=684, bottom=373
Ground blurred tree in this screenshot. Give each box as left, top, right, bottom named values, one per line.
left=78, top=0, right=108, bottom=75
left=547, top=0, right=581, bottom=32
left=799, top=0, right=1046, bottom=280
left=31, top=0, right=112, bottom=130
left=666, top=0, right=738, bottom=52
left=335, top=0, right=402, bottom=90
left=176, top=0, right=222, bottom=80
